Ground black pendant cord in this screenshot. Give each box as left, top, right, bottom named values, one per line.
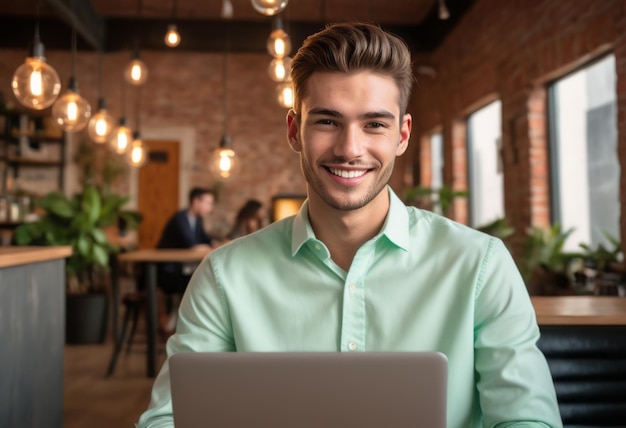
left=222, top=26, right=230, bottom=136
left=34, top=0, right=41, bottom=43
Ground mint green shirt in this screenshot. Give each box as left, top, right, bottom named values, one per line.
left=137, top=188, right=562, bottom=428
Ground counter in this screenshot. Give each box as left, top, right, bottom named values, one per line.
left=0, top=246, right=71, bottom=428
left=531, top=296, right=626, bottom=325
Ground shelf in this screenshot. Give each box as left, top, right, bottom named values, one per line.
left=0, top=134, right=65, bottom=144
left=1, top=157, right=63, bottom=167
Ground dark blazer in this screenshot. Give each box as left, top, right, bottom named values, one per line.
left=156, top=210, right=213, bottom=294
left=157, top=210, right=213, bottom=249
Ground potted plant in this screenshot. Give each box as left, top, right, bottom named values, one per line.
left=14, top=185, right=142, bottom=343
left=403, top=185, right=468, bottom=215
left=521, top=223, right=582, bottom=295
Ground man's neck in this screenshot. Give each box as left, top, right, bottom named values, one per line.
left=307, top=189, right=390, bottom=271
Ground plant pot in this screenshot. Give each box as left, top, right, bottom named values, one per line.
left=65, top=293, right=109, bottom=344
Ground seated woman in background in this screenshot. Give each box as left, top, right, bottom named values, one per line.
left=226, top=199, right=264, bottom=240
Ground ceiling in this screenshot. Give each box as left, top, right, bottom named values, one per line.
left=0, top=0, right=475, bottom=53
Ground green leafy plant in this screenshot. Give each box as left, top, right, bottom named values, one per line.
left=476, top=217, right=515, bottom=241
left=578, top=231, right=622, bottom=273
left=403, top=185, right=468, bottom=214
left=14, top=185, right=142, bottom=294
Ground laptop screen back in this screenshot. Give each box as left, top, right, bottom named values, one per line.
left=169, top=352, right=447, bottom=428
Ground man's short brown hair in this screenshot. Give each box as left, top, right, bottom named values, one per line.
left=290, top=22, right=414, bottom=115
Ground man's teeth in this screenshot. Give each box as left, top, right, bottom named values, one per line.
left=329, top=168, right=366, bottom=178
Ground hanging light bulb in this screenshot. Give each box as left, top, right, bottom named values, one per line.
left=251, top=0, right=289, bottom=16
left=52, top=77, right=92, bottom=132
left=268, top=56, right=291, bottom=82
left=221, top=0, right=234, bottom=18
left=124, top=49, right=148, bottom=85
left=210, top=135, right=239, bottom=180
left=109, top=118, right=133, bottom=154
left=164, top=24, right=181, bottom=47
left=126, top=131, right=148, bottom=167
left=267, top=27, right=291, bottom=58
left=87, top=98, right=116, bottom=143
left=276, top=81, right=293, bottom=108
left=11, top=5, right=61, bottom=110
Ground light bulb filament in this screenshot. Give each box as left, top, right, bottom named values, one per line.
left=95, top=118, right=108, bottom=136
left=30, top=69, right=43, bottom=96
left=131, top=64, right=142, bottom=82
left=67, top=101, right=78, bottom=121
left=274, top=39, right=285, bottom=56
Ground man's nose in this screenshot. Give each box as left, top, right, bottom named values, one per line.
left=333, top=125, right=364, bottom=160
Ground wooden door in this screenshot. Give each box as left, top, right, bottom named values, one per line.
left=137, top=140, right=180, bottom=249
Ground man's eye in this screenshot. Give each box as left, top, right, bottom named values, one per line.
left=366, top=122, right=386, bottom=129
left=317, top=119, right=335, bottom=126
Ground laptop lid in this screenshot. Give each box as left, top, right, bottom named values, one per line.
left=169, top=352, right=447, bottom=428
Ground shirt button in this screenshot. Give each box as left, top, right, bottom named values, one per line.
left=348, top=342, right=357, bottom=351
left=349, top=284, right=356, bottom=292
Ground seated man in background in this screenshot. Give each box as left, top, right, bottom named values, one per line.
left=138, top=22, right=561, bottom=427
left=156, top=187, right=216, bottom=334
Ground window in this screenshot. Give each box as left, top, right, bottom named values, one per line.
left=549, top=54, right=620, bottom=251
left=430, top=132, right=444, bottom=214
left=467, top=100, right=504, bottom=227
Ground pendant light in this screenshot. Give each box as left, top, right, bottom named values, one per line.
left=11, top=0, right=61, bottom=110
left=276, top=79, right=293, bottom=108
left=164, top=0, right=181, bottom=48
left=109, top=81, right=133, bottom=154
left=124, top=46, right=148, bottom=86
left=87, top=49, right=116, bottom=143
left=52, top=27, right=91, bottom=132
left=126, top=131, right=148, bottom=167
left=126, top=86, right=148, bottom=167
left=210, top=50, right=239, bottom=180
left=266, top=17, right=291, bottom=58
left=251, top=0, right=289, bottom=16
left=268, top=56, right=291, bottom=82
left=438, top=0, right=450, bottom=20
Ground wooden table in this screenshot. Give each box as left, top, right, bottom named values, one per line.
left=114, top=248, right=211, bottom=377
left=531, top=296, right=626, bottom=325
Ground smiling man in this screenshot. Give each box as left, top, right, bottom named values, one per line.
left=137, top=22, right=562, bottom=428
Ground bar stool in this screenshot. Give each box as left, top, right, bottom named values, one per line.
left=106, top=291, right=146, bottom=376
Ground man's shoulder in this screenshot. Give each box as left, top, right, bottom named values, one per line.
left=407, top=207, right=494, bottom=248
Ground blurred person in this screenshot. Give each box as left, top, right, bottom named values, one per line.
left=226, top=199, right=264, bottom=240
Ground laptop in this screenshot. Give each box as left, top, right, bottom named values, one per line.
left=169, top=352, right=447, bottom=428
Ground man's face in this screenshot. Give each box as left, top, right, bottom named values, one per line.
left=192, top=193, right=214, bottom=217
left=287, top=71, right=411, bottom=211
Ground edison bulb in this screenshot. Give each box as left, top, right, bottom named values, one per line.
left=52, top=83, right=92, bottom=132
left=268, top=56, right=291, bottom=82
left=87, top=99, right=116, bottom=143
left=124, top=58, right=148, bottom=85
left=12, top=56, right=61, bottom=110
left=126, top=134, right=148, bottom=167
left=164, top=24, right=181, bottom=47
left=109, top=120, right=133, bottom=154
left=276, top=81, right=293, bottom=108
left=251, top=0, right=289, bottom=16
left=267, top=28, right=291, bottom=58
left=210, top=135, right=239, bottom=180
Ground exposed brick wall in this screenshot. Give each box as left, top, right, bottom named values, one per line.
left=0, top=49, right=306, bottom=237
left=408, top=0, right=626, bottom=258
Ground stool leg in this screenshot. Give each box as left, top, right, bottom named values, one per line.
left=126, top=304, right=141, bottom=354
left=106, top=303, right=133, bottom=377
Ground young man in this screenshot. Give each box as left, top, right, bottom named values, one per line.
left=138, top=23, right=561, bottom=427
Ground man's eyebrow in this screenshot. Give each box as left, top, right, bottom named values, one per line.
left=307, top=108, right=396, bottom=120
left=308, top=108, right=343, bottom=117
left=361, top=110, right=396, bottom=120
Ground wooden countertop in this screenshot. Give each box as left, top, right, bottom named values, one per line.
left=0, top=246, right=72, bottom=268
left=532, top=296, right=626, bottom=325
left=117, top=248, right=212, bottom=263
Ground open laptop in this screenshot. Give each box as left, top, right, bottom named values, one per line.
left=169, top=352, right=447, bottom=428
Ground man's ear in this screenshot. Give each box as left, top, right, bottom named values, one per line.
left=286, top=109, right=301, bottom=152
left=396, top=113, right=412, bottom=156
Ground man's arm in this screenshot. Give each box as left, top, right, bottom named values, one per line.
left=474, top=238, right=562, bottom=427
left=136, top=256, right=235, bottom=428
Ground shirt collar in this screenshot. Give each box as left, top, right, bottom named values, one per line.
left=291, top=186, right=410, bottom=256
